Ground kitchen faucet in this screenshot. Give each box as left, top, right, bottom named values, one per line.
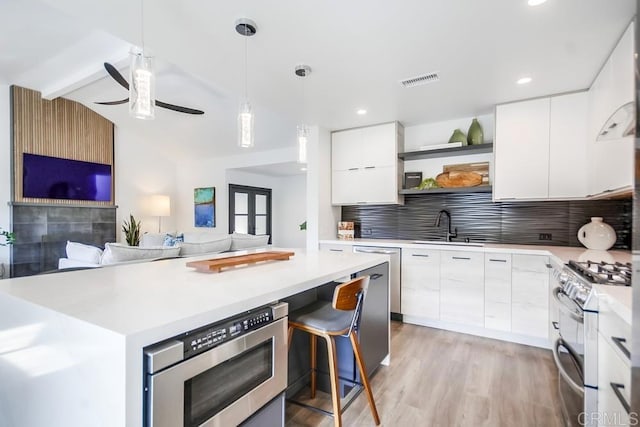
left=435, top=209, right=457, bottom=242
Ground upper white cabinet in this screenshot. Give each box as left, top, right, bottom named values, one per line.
left=587, top=22, right=634, bottom=196
left=331, top=122, right=404, bottom=205
left=494, top=98, right=551, bottom=200
left=494, top=92, right=588, bottom=201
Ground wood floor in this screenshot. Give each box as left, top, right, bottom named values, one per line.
left=285, top=321, right=564, bottom=427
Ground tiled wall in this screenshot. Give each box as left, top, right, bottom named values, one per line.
left=342, top=193, right=632, bottom=249
left=11, top=204, right=116, bottom=277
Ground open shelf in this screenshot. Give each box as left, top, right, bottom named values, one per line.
left=399, top=185, right=492, bottom=195
left=399, top=143, right=493, bottom=161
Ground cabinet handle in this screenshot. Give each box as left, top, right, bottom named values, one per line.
left=552, top=321, right=559, bottom=330
left=370, top=273, right=383, bottom=280
left=611, top=336, right=631, bottom=360
left=452, top=256, right=471, bottom=260
left=357, top=201, right=367, bottom=204
left=610, top=383, right=630, bottom=414
left=329, top=249, right=344, bottom=252
left=412, top=254, right=430, bottom=258
left=545, top=263, right=553, bottom=269
left=348, top=167, right=359, bottom=171
left=364, top=166, right=376, bottom=169
left=489, top=258, right=507, bottom=263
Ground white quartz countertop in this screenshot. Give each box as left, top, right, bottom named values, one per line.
left=0, top=248, right=388, bottom=341
left=321, top=238, right=632, bottom=324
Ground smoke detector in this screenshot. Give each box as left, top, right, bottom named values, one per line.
left=295, top=65, right=311, bottom=77
left=399, top=71, right=440, bottom=88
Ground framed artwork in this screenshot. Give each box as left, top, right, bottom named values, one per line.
left=194, top=187, right=215, bottom=227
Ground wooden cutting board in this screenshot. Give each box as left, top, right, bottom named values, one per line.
left=435, top=171, right=483, bottom=188
left=186, top=251, right=295, bottom=273
left=443, top=162, right=490, bottom=184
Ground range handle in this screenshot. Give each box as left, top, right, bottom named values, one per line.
left=354, top=248, right=399, bottom=255
left=552, top=338, right=584, bottom=396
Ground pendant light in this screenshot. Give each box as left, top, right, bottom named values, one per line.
left=295, top=65, right=311, bottom=164
left=129, top=0, right=156, bottom=120
left=236, top=18, right=257, bottom=148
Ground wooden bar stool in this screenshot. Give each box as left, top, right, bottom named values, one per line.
left=287, top=276, right=380, bottom=427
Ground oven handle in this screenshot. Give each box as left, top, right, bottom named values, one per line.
left=552, top=287, right=583, bottom=323
left=611, top=383, right=631, bottom=414
left=552, top=338, right=584, bottom=396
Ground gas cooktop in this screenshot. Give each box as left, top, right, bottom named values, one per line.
left=567, top=260, right=632, bottom=286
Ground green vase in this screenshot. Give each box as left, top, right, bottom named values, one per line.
left=467, top=118, right=484, bottom=145
left=448, top=129, right=467, bottom=146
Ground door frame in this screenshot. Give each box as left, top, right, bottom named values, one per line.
left=228, top=184, right=272, bottom=243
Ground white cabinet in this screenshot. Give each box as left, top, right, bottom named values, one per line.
left=401, top=248, right=440, bottom=320
left=587, top=22, right=634, bottom=196
left=484, top=253, right=511, bottom=331
left=331, top=122, right=404, bottom=205
left=548, top=92, right=589, bottom=198
left=511, top=254, right=549, bottom=339
left=597, top=297, right=632, bottom=426
left=494, top=92, right=588, bottom=201
left=494, top=98, right=550, bottom=200
left=440, top=251, right=484, bottom=327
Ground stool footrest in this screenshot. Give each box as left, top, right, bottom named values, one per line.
left=286, top=384, right=364, bottom=418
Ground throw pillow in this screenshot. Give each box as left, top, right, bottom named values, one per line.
left=230, top=233, right=270, bottom=250
left=65, top=241, right=103, bottom=265
left=178, top=236, right=232, bottom=256
left=139, top=233, right=166, bottom=248
left=101, top=243, right=181, bottom=265
left=163, top=233, right=184, bottom=247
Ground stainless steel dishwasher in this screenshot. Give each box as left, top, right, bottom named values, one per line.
left=353, top=246, right=401, bottom=319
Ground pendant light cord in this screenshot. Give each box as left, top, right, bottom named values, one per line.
left=140, top=0, right=145, bottom=55
left=244, top=29, right=248, bottom=100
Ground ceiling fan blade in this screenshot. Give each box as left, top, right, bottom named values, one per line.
left=156, top=100, right=205, bottom=115
left=104, top=62, right=129, bottom=91
left=95, top=98, right=129, bottom=106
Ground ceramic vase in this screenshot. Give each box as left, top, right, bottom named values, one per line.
left=448, top=129, right=467, bottom=145
left=467, top=118, right=484, bottom=145
left=577, top=217, right=616, bottom=251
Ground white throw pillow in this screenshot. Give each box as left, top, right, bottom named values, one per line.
left=178, top=236, right=232, bottom=256
left=139, top=233, right=167, bottom=248
left=65, top=241, right=103, bottom=265
left=183, top=232, right=229, bottom=244
left=101, top=243, right=181, bottom=265
left=230, top=233, right=270, bottom=250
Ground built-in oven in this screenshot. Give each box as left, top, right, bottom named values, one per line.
left=143, top=302, right=288, bottom=427
left=551, top=267, right=599, bottom=427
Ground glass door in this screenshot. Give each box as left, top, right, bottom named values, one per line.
left=229, top=184, right=272, bottom=242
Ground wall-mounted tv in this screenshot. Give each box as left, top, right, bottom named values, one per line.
left=23, top=153, right=112, bottom=202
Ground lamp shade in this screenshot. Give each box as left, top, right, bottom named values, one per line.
left=149, top=195, right=170, bottom=217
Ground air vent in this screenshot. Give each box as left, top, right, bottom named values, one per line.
left=399, top=72, right=440, bottom=88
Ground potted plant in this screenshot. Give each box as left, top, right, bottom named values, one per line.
left=0, top=228, right=15, bottom=246
left=122, top=214, right=141, bottom=246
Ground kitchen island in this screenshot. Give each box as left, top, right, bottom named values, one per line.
left=0, top=248, right=389, bottom=427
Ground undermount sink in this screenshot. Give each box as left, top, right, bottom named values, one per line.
left=412, top=240, right=484, bottom=247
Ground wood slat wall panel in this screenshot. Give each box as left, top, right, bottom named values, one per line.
left=12, top=86, right=114, bottom=205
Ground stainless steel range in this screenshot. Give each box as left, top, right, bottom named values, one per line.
left=552, top=260, right=632, bottom=426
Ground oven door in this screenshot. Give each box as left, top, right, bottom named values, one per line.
left=146, top=317, right=287, bottom=427
left=553, top=337, right=585, bottom=427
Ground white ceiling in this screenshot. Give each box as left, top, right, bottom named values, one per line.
left=0, top=0, right=635, bottom=159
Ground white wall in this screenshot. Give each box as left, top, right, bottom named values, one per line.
left=404, top=114, right=494, bottom=151
left=174, top=146, right=299, bottom=238
left=114, top=127, right=179, bottom=240
left=0, top=85, right=11, bottom=277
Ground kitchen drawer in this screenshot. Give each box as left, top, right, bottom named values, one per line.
left=598, top=333, right=631, bottom=426
left=319, top=243, right=353, bottom=253
left=598, top=296, right=631, bottom=364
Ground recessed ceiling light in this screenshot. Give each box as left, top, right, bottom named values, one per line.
left=357, top=109, right=367, bottom=115
left=517, top=77, right=532, bottom=85
left=528, top=0, right=547, bottom=6
left=300, top=167, right=307, bottom=171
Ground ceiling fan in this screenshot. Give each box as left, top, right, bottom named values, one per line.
left=95, top=62, right=205, bottom=115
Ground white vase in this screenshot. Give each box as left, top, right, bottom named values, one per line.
left=577, top=217, right=616, bottom=251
